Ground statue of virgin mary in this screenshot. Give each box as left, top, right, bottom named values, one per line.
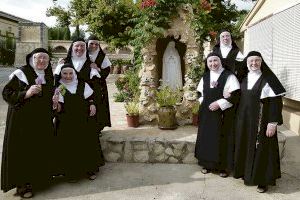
left=162, top=41, right=183, bottom=90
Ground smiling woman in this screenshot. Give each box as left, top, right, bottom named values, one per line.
left=1, top=48, right=55, bottom=198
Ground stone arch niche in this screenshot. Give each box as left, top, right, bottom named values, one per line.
left=139, top=4, right=200, bottom=125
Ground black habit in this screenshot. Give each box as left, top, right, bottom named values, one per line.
left=90, top=51, right=111, bottom=130
left=1, top=48, right=54, bottom=192
left=87, top=35, right=112, bottom=131
left=233, top=51, right=285, bottom=186
left=212, top=33, right=246, bottom=82
left=195, top=69, right=239, bottom=171
left=54, top=80, right=104, bottom=178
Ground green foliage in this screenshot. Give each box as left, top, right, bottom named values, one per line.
left=191, top=101, right=200, bottom=114
left=113, top=91, right=130, bottom=102
left=48, top=27, right=71, bottom=40
left=46, top=5, right=71, bottom=27
left=114, top=67, right=141, bottom=102
left=124, top=101, right=139, bottom=116
left=0, top=36, right=16, bottom=66
left=187, top=62, right=205, bottom=84
left=85, top=0, right=137, bottom=48
left=129, top=0, right=185, bottom=67
left=111, top=59, right=132, bottom=67
left=191, top=0, right=243, bottom=45
left=48, top=0, right=246, bottom=63
left=70, top=28, right=86, bottom=40
left=156, top=85, right=182, bottom=107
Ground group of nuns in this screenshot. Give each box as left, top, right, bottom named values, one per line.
left=195, top=30, right=286, bottom=193
left=1, top=35, right=111, bottom=198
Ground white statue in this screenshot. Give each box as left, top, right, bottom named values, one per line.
left=162, top=41, right=183, bottom=90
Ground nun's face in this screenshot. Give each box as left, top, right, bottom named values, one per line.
left=220, top=31, right=231, bottom=45
left=207, top=56, right=221, bottom=71
left=61, top=67, right=74, bottom=83
left=247, top=56, right=262, bottom=71
left=88, top=40, right=100, bottom=53
left=33, top=53, right=49, bottom=70
left=73, top=41, right=86, bottom=57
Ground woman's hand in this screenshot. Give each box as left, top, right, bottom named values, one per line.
left=266, top=123, right=277, bottom=137
left=25, top=85, right=42, bottom=99
left=208, top=101, right=220, bottom=111
left=52, top=94, right=60, bottom=111
left=89, top=104, right=96, bottom=116
left=90, top=63, right=100, bottom=71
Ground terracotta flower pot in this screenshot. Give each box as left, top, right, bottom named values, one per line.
left=113, top=65, right=121, bottom=74
left=126, top=114, right=139, bottom=127
left=192, top=113, right=199, bottom=126
left=110, top=66, right=114, bottom=74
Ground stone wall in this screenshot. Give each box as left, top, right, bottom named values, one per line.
left=100, top=130, right=286, bottom=164
left=139, top=4, right=200, bottom=125
left=14, top=22, right=48, bottom=66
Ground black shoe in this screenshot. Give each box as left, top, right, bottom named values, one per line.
left=257, top=185, right=268, bottom=193
left=219, top=170, right=229, bottom=178
left=201, top=168, right=211, bottom=174
left=87, top=172, right=97, bottom=180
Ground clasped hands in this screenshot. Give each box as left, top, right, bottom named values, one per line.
left=90, top=63, right=101, bottom=71
left=266, top=123, right=277, bottom=137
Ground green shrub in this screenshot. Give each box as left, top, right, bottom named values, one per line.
left=113, top=91, right=130, bottom=102
left=187, top=63, right=205, bottom=84
left=192, top=101, right=201, bottom=114
left=124, top=101, right=139, bottom=116
left=156, top=85, right=182, bottom=107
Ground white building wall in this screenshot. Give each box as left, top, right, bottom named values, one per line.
left=243, top=3, right=300, bottom=102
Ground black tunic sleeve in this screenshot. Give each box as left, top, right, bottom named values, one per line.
left=266, top=96, right=283, bottom=125
left=224, top=89, right=240, bottom=105
left=2, top=76, right=27, bottom=107
left=100, top=67, right=110, bottom=80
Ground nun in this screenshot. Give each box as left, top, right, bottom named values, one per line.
left=212, top=30, right=245, bottom=82
left=195, top=52, right=240, bottom=177
left=53, top=63, right=104, bottom=181
left=1, top=48, right=55, bottom=198
left=54, top=38, right=100, bottom=86
left=87, top=35, right=112, bottom=131
left=233, top=51, right=286, bottom=193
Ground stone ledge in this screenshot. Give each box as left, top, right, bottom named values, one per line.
left=283, top=106, right=300, bottom=135
left=100, top=126, right=286, bottom=164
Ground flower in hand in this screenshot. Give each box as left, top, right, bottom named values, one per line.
left=58, top=85, right=67, bottom=96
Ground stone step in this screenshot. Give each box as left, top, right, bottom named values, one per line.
left=100, top=125, right=286, bottom=164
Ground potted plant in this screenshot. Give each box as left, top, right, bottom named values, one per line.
left=125, top=101, right=139, bottom=127
left=156, top=85, right=182, bottom=130
left=191, top=101, right=200, bottom=126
